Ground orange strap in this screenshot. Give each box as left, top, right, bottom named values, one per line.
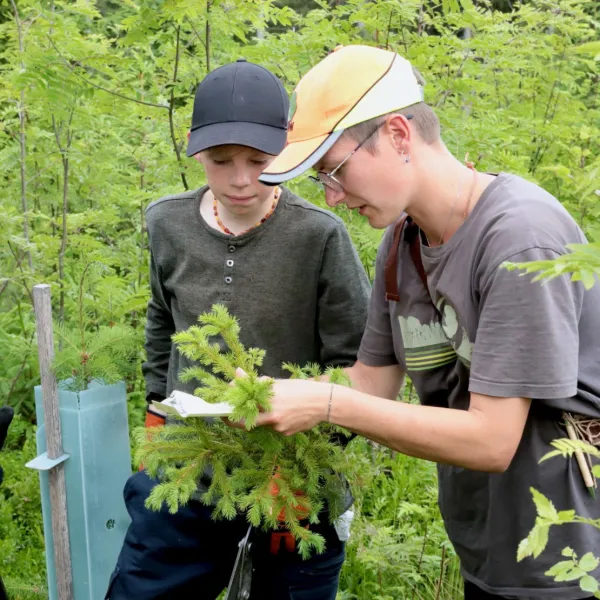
left=269, top=525, right=309, bottom=554
left=267, top=470, right=310, bottom=554
left=139, top=409, right=167, bottom=471
left=145, top=410, right=166, bottom=428
left=270, top=531, right=297, bottom=554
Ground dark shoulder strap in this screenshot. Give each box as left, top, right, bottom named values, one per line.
left=384, top=215, right=430, bottom=302
left=384, top=215, right=408, bottom=302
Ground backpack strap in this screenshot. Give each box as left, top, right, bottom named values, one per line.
left=384, top=215, right=431, bottom=302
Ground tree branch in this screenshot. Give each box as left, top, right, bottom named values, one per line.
left=435, top=52, right=470, bottom=108
left=186, top=17, right=207, bottom=52
left=206, top=0, right=212, bottom=73
left=52, top=109, right=75, bottom=324
left=7, top=241, right=33, bottom=305
left=168, top=25, right=189, bottom=191
left=46, top=35, right=169, bottom=110
left=6, top=333, right=34, bottom=404
left=385, top=8, right=393, bottom=51
left=11, top=0, right=33, bottom=271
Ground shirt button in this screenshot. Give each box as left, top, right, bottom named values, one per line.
left=226, top=259, right=234, bottom=267
left=225, top=276, right=233, bottom=285
left=228, top=246, right=235, bottom=253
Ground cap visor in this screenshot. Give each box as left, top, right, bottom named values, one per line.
left=258, top=131, right=344, bottom=185
left=186, top=122, right=287, bottom=157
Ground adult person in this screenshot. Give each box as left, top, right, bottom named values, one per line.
left=254, top=44, right=600, bottom=599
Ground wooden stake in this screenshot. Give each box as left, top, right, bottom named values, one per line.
left=565, top=418, right=596, bottom=499
left=33, top=284, right=74, bottom=600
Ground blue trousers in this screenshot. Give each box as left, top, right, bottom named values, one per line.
left=106, top=471, right=345, bottom=600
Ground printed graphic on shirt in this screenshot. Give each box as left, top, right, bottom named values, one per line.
left=437, top=299, right=473, bottom=368
left=398, top=299, right=474, bottom=372
left=399, top=315, right=457, bottom=372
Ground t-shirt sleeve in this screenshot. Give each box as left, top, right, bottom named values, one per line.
left=469, top=246, right=583, bottom=399
left=357, top=228, right=399, bottom=367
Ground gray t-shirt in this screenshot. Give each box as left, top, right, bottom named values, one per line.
left=358, top=173, right=600, bottom=599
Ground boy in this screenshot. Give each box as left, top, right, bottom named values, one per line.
left=106, top=59, right=370, bottom=600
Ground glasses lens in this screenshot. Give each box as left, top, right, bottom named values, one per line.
left=308, top=175, right=324, bottom=188
left=318, top=173, right=343, bottom=193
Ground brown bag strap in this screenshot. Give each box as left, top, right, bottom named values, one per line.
left=384, top=215, right=430, bottom=302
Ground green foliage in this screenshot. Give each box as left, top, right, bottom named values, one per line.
left=518, top=439, right=600, bottom=597
left=53, top=322, right=143, bottom=392
left=0, top=0, right=598, bottom=594
left=338, top=435, right=463, bottom=600
left=135, top=304, right=356, bottom=559
left=0, top=415, right=47, bottom=598
left=50, top=261, right=144, bottom=391
left=505, top=241, right=600, bottom=291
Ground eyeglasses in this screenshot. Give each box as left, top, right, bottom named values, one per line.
left=308, top=114, right=413, bottom=194
left=308, top=122, right=385, bottom=194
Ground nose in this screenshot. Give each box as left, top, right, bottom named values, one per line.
left=230, top=169, right=252, bottom=189
left=324, top=186, right=346, bottom=208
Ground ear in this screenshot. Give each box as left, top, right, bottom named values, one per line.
left=385, top=114, right=412, bottom=155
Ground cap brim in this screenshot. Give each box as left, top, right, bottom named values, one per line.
left=186, top=122, right=287, bottom=157
left=258, top=130, right=344, bottom=185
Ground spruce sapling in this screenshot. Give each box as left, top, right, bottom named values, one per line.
left=134, top=304, right=357, bottom=558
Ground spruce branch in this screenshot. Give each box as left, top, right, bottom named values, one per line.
left=135, top=304, right=357, bottom=558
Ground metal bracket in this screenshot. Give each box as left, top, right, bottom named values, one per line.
left=25, top=452, right=70, bottom=471
left=224, top=525, right=253, bottom=600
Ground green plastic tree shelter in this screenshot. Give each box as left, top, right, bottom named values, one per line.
left=26, top=284, right=132, bottom=600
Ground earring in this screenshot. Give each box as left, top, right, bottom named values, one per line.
left=405, top=154, right=411, bottom=164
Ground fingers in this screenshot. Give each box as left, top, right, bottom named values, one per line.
left=235, top=367, right=248, bottom=378
left=221, top=416, right=246, bottom=430
left=255, top=412, right=273, bottom=427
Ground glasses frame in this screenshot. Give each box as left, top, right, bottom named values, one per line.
left=308, top=114, right=412, bottom=193
left=308, top=121, right=385, bottom=193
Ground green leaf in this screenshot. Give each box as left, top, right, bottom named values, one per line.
left=517, top=523, right=550, bottom=561
left=580, top=575, right=599, bottom=594
left=546, top=559, right=577, bottom=577
left=571, top=41, right=600, bottom=56
left=531, top=488, right=558, bottom=521
left=580, top=553, right=600, bottom=573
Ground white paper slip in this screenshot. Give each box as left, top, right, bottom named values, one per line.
left=152, top=390, right=234, bottom=418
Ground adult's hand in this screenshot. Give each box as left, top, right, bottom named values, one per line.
left=253, top=378, right=331, bottom=435
left=223, top=369, right=332, bottom=435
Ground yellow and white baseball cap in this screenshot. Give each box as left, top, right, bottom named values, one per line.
left=259, top=45, right=423, bottom=185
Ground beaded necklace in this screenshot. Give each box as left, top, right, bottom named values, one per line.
left=213, top=187, right=281, bottom=236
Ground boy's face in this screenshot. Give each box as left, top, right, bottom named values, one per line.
left=195, top=145, right=277, bottom=215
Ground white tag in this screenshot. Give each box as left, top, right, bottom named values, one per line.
left=334, top=508, right=355, bottom=542
left=152, top=390, right=234, bottom=418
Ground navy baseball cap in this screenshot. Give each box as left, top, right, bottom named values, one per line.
left=186, top=59, right=289, bottom=157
